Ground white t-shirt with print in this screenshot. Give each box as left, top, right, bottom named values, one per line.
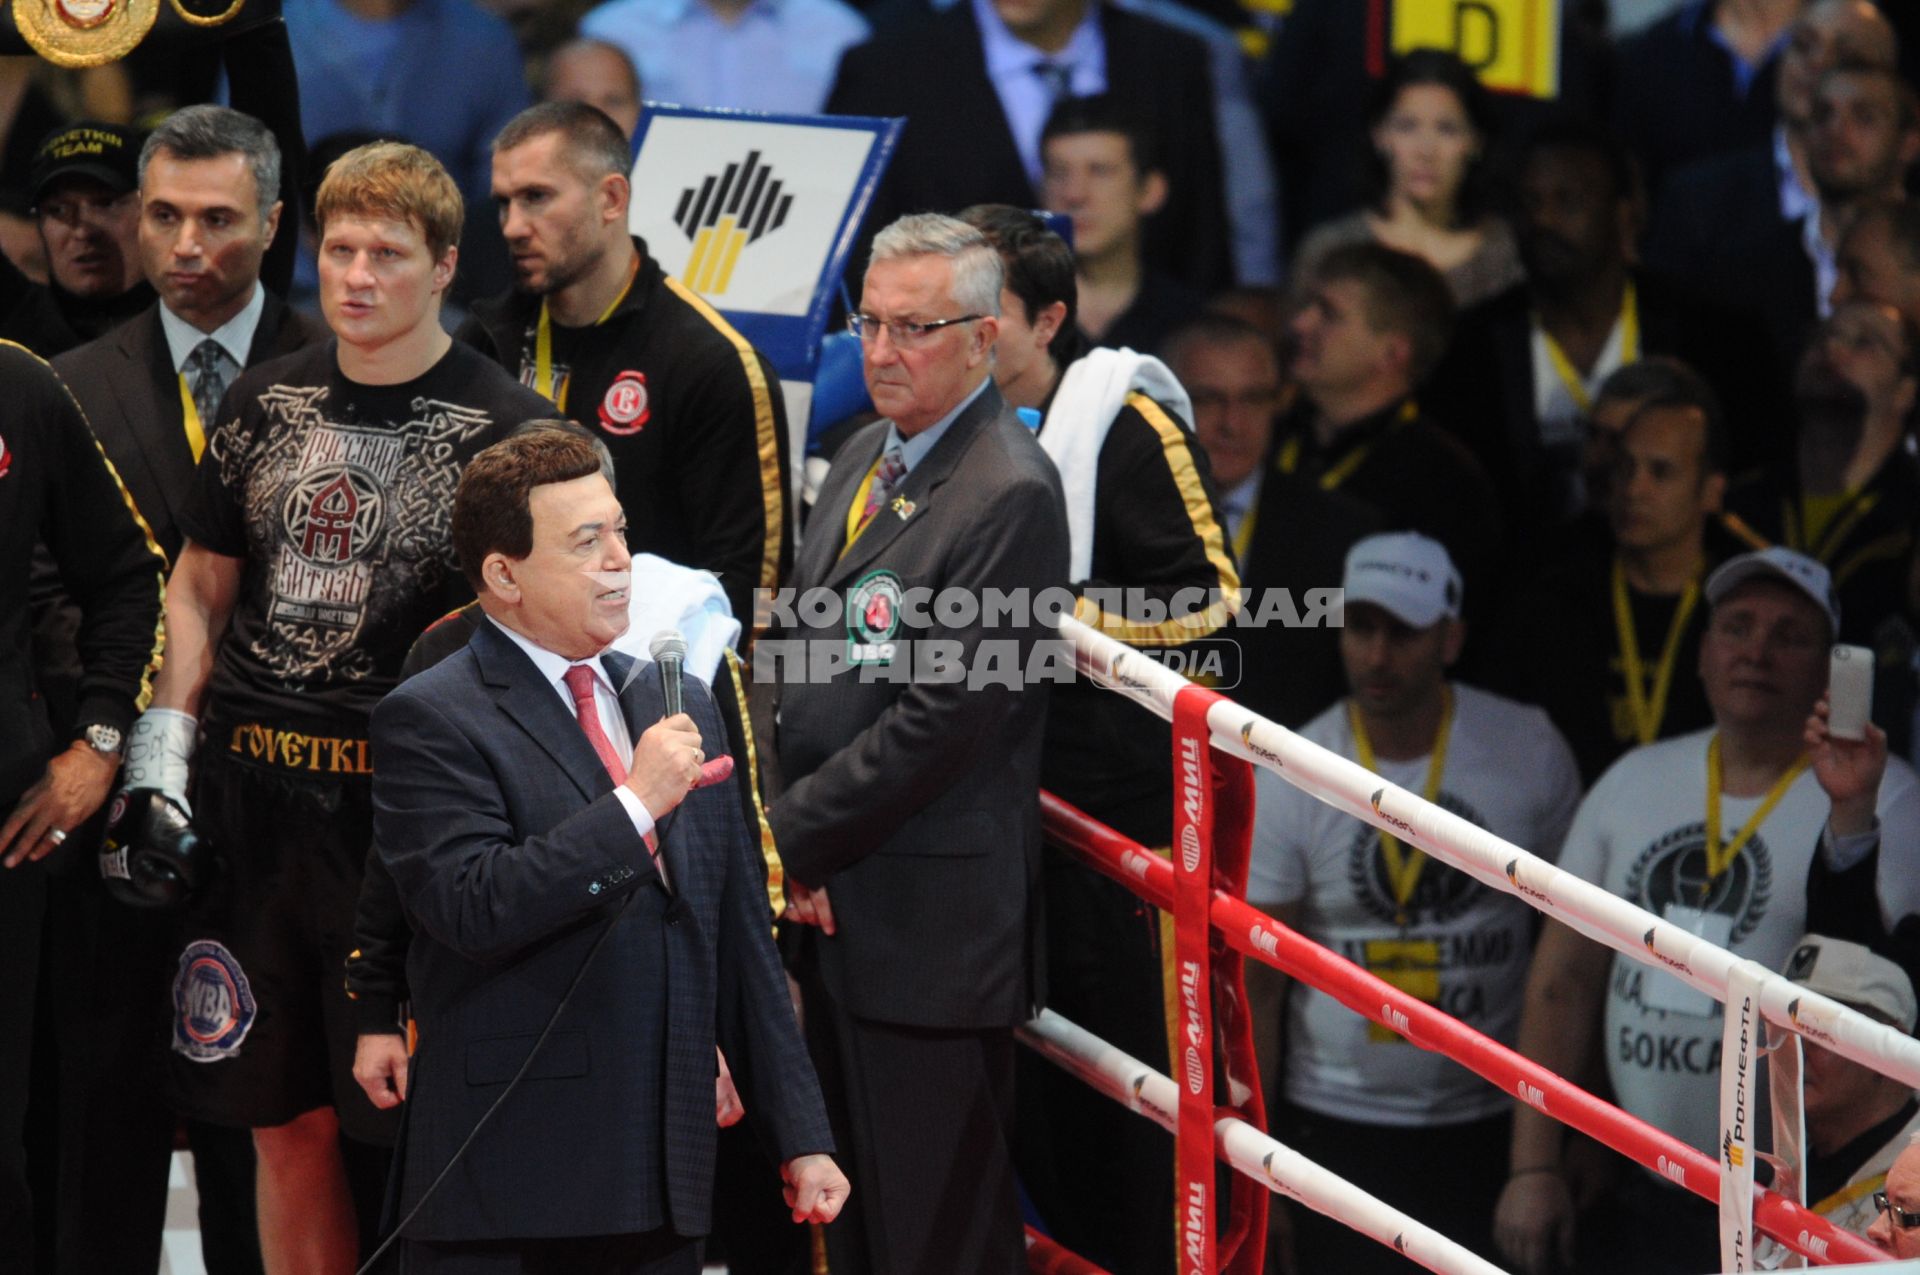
left=1557, top=728, right=1920, bottom=1154
left=1249, top=683, right=1583, bottom=1126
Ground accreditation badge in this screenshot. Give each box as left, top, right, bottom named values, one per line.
left=846, top=569, right=902, bottom=665
left=14, top=0, right=158, bottom=66
left=1362, top=936, right=1441, bottom=1043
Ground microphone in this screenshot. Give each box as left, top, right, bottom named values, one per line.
left=650, top=629, right=687, bottom=718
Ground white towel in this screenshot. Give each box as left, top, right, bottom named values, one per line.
left=1039, top=346, right=1194, bottom=581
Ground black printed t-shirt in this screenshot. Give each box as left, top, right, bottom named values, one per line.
left=180, top=339, right=550, bottom=750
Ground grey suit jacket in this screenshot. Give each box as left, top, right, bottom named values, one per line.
left=769, top=380, right=1069, bottom=1029
left=52, top=295, right=322, bottom=562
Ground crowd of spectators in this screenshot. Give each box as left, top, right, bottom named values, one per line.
left=7, top=0, right=1920, bottom=1273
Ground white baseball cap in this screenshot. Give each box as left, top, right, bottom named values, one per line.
left=1704, top=547, right=1841, bottom=632
left=1342, top=532, right=1462, bottom=629
left=1783, top=934, right=1917, bottom=1033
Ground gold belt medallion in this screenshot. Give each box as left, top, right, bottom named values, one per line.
left=15, top=0, right=158, bottom=67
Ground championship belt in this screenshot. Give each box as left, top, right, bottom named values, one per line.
left=13, top=0, right=157, bottom=65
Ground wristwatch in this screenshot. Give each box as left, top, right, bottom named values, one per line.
left=81, top=724, right=124, bottom=757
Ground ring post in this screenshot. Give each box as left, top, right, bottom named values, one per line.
left=1172, top=684, right=1217, bottom=1275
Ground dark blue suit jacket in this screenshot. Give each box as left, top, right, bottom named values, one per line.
left=370, top=620, right=831, bottom=1242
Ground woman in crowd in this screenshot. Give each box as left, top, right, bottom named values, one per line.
left=1292, top=48, right=1520, bottom=307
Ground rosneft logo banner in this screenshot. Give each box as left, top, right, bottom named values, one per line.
left=629, top=110, right=895, bottom=317
left=675, top=150, right=793, bottom=297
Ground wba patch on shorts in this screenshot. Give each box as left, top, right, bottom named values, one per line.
left=172, top=939, right=258, bottom=1062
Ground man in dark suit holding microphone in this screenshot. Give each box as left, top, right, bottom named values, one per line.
left=370, top=428, right=845, bottom=1272
left=767, top=212, right=1069, bottom=1274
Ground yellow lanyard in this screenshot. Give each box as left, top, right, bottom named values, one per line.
left=1230, top=490, right=1259, bottom=564
left=1785, top=489, right=1880, bottom=564
left=1276, top=400, right=1417, bottom=491
left=1812, top=1171, right=1886, bottom=1218
left=176, top=373, right=207, bottom=462
left=533, top=254, right=641, bottom=409
left=1611, top=558, right=1701, bottom=746
left=839, top=456, right=886, bottom=558
left=1542, top=280, right=1641, bottom=413
left=1349, top=685, right=1453, bottom=925
left=1703, top=734, right=1807, bottom=891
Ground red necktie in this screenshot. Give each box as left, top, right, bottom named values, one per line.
left=562, top=664, right=661, bottom=862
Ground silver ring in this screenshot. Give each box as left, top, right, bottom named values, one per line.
left=46, top=828, right=67, bottom=845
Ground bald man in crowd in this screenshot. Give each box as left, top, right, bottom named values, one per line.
left=543, top=39, right=643, bottom=138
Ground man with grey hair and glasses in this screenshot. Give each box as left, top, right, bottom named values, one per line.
left=32, top=103, right=322, bottom=1275
left=766, top=212, right=1068, bottom=1273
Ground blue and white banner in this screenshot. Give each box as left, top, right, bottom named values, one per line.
left=628, top=105, right=902, bottom=481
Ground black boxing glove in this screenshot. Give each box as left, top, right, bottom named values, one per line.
left=100, top=788, right=212, bottom=909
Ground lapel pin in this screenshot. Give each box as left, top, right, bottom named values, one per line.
left=891, top=496, right=916, bottom=520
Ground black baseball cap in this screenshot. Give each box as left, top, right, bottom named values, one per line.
left=30, top=122, right=141, bottom=206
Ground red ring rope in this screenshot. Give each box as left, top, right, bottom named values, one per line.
left=1039, top=791, right=1887, bottom=1268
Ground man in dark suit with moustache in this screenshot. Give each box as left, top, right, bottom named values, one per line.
left=371, top=428, right=845, bottom=1272
left=767, top=213, right=1069, bottom=1274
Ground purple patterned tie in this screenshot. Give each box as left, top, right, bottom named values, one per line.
left=861, top=445, right=908, bottom=527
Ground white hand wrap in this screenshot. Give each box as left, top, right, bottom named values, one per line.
left=122, top=708, right=198, bottom=815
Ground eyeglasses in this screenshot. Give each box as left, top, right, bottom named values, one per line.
left=1188, top=388, right=1281, bottom=415
left=847, top=312, right=982, bottom=348
left=1875, top=1191, right=1920, bottom=1229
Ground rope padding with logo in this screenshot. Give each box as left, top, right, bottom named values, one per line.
left=1061, top=615, right=1920, bottom=1091
left=1037, top=792, right=1884, bottom=1266
left=1019, top=1009, right=1513, bottom=1275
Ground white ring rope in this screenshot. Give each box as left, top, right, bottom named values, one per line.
left=1058, top=614, right=1920, bottom=1092
left=1018, top=1010, right=1513, bottom=1275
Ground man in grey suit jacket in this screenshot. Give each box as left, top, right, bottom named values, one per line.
left=372, top=428, right=845, bottom=1272
left=768, top=214, right=1069, bottom=1274
left=34, top=105, right=318, bottom=1275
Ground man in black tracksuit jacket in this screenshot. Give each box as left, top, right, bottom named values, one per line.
left=0, top=341, right=166, bottom=1272
left=962, top=206, right=1239, bottom=1275
left=459, top=103, right=792, bottom=632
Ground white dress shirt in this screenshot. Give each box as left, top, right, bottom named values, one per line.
left=581, top=0, right=869, bottom=114
left=1528, top=307, right=1631, bottom=446
left=157, top=283, right=266, bottom=377
left=487, top=618, right=663, bottom=865
left=1802, top=203, right=1837, bottom=320
left=1219, top=470, right=1260, bottom=545
left=971, top=0, right=1106, bottom=186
